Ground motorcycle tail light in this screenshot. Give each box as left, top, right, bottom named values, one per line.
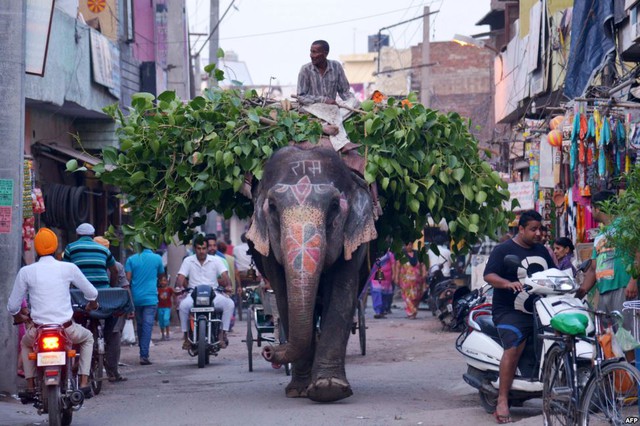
left=41, top=335, right=61, bottom=351
left=67, top=350, right=77, bottom=358
left=28, top=352, right=37, bottom=361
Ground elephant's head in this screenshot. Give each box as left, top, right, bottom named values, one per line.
left=246, top=146, right=377, bottom=364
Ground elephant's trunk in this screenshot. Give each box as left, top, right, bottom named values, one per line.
left=262, top=206, right=326, bottom=365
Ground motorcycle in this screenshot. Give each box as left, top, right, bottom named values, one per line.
left=448, top=284, right=493, bottom=333
left=184, top=285, right=224, bottom=368
left=17, top=320, right=87, bottom=426
left=455, top=255, right=593, bottom=413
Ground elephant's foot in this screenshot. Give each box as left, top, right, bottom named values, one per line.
left=306, top=377, right=353, bottom=402
left=285, top=377, right=311, bottom=398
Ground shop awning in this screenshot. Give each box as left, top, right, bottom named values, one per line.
left=33, top=142, right=100, bottom=167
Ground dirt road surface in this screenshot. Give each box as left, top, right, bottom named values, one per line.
left=2, top=302, right=544, bottom=426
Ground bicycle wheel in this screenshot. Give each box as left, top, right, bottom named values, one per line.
left=246, top=307, right=254, bottom=372
left=579, top=361, right=640, bottom=425
left=90, top=352, right=104, bottom=395
left=542, top=344, right=575, bottom=425
left=358, top=299, right=366, bottom=356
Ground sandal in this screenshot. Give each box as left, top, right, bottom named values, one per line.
left=493, top=411, right=512, bottom=424
left=108, top=375, right=128, bottom=383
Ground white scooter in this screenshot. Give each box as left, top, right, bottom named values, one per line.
left=455, top=255, right=593, bottom=413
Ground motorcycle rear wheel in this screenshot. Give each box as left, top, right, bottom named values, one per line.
left=47, top=385, right=62, bottom=426
left=197, top=317, right=207, bottom=368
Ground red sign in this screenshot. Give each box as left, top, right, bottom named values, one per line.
left=0, top=206, right=11, bottom=233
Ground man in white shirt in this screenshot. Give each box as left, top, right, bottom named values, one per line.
left=427, top=234, right=453, bottom=278
left=7, top=228, right=98, bottom=397
left=176, top=235, right=234, bottom=349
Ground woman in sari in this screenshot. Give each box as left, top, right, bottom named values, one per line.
left=367, top=249, right=395, bottom=318
left=394, top=242, right=427, bottom=319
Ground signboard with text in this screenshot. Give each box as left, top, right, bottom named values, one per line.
left=505, top=181, right=535, bottom=211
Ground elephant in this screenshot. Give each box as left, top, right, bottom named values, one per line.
left=246, top=145, right=377, bottom=402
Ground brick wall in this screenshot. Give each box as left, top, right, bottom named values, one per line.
left=412, top=41, right=495, bottom=145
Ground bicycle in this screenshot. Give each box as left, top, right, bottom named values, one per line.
left=72, top=309, right=105, bottom=396
left=542, top=303, right=640, bottom=425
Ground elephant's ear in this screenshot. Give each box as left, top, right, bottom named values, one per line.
left=246, top=185, right=270, bottom=257
left=344, top=174, right=378, bottom=261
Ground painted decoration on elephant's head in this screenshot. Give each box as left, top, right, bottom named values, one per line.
left=285, top=222, right=322, bottom=275
left=274, top=176, right=333, bottom=205
left=289, top=160, right=323, bottom=176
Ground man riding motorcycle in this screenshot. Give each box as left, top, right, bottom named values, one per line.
left=7, top=228, right=99, bottom=399
left=483, top=211, right=556, bottom=424
left=175, top=234, right=233, bottom=349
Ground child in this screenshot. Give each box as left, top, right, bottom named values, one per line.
left=157, top=276, right=174, bottom=340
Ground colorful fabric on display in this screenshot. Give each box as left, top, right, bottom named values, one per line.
left=598, top=117, right=610, bottom=177
left=570, top=113, right=580, bottom=173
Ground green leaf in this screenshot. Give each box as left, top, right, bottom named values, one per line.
left=381, top=177, right=390, bottom=190
left=247, top=111, right=260, bottom=123
left=361, top=100, right=375, bottom=112
left=130, top=171, right=145, bottom=184
left=475, top=191, right=487, bottom=204
left=66, top=159, right=79, bottom=172
left=131, top=92, right=155, bottom=102
left=461, top=184, right=474, bottom=201
left=452, top=168, right=465, bottom=181
left=409, top=199, right=420, bottom=213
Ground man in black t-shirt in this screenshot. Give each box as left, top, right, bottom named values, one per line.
left=483, top=210, right=556, bottom=423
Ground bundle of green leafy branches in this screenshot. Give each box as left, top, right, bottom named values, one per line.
left=600, top=165, right=640, bottom=278
left=68, top=69, right=513, bottom=257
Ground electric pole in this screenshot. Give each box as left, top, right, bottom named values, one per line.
left=209, top=0, right=219, bottom=86
left=420, top=6, right=431, bottom=107
left=0, top=0, right=26, bottom=393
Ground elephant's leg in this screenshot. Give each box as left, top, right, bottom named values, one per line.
left=307, top=249, right=366, bottom=402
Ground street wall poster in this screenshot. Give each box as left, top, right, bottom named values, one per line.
left=25, top=0, right=55, bottom=76
left=0, top=179, right=13, bottom=233
left=505, top=181, right=535, bottom=211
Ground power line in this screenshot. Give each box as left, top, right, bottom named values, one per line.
left=195, top=0, right=237, bottom=57
left=218, top=7, right=426, bottom=41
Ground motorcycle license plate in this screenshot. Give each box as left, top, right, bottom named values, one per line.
left=190, top=307, right=215, bottom=313
left=447, top=304, right=453, bottom=313
left=37, top=351, right=66, bottom=366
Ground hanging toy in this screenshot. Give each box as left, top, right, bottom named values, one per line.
left=550, top=115, right=564, bottom=130
left=547, top=129, right=563, bottom=147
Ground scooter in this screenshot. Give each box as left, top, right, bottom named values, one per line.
left=455, top=256, right=593, bottom=413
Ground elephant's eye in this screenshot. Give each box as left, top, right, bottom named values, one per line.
left=268, top=200, right=278, bottom=215
left=327, top=198, right=341, bottom=225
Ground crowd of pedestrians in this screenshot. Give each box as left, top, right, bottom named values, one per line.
left=8, top=220, right=262, bottom=399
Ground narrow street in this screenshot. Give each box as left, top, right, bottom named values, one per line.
left=1, top=301, right=544, bottom=426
